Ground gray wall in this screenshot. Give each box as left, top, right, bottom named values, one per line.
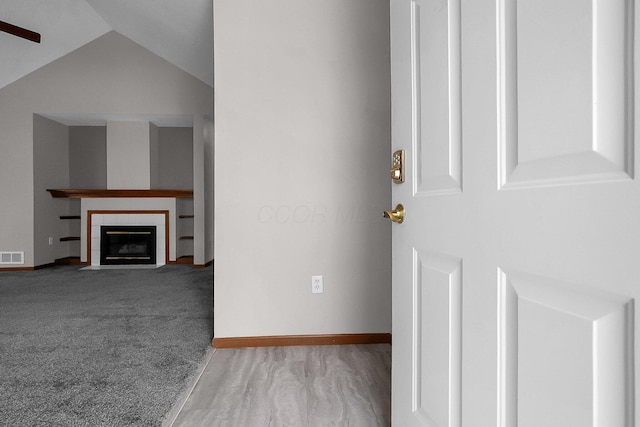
left=204, top=118, right=214, bottom=263
left=154, top=127, right=194, bottom=189
left=33, top=115, right=72, bottom=266
left=192, top=115, right=207, bottom=266
left=214, top=0, right=391, bottom=338
left=106, top=121, right=152, bottom=189
left=0, top=31, right=213, bottom=267
left=149, top=123, right=159, bottom=190
left=69, top=126, right=107, bottom=189
left=176, top=197, right=194, bottom=258
left=69, top=125, right=193, bottom=191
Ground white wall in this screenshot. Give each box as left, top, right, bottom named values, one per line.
left=214, top=0, right=391, bottom=337
left=0, top=31, right=213, bottom=267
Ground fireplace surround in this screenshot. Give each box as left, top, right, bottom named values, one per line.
left=88, top=210, right=169, bottom=266
left=47, top=190, right=191, bottom=266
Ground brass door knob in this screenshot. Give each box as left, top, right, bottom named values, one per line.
left=383, top=204, right=405, bottom=224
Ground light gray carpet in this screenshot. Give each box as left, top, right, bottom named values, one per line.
left=0, top=264, right=213, bottom=426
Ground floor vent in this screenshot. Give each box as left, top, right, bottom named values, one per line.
left=0, top=251, right=24, bottom=264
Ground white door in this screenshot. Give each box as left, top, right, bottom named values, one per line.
left=390, top=0, right=638, bottom=426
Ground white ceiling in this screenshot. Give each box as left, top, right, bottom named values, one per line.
left=0, top=0, right=213, bottom=90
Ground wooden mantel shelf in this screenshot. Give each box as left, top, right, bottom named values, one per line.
left=47, top=189, right=193, bottom=198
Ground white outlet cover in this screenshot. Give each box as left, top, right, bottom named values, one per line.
left=312, top=275, right=323, bottom=294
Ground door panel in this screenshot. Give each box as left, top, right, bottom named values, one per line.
left=515, top=0, right=592, bottom=162
left=391, top=0, right=639, bottom=426
left=498, top=0, right=634, bottom=189
left=413, top=250, right=462, bottom=426
left=411, top=0, right=462, bottom=195
left=499, top=270, right=634, bottom=427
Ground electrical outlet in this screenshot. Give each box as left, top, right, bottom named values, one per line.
left=48, top=237, right=53, bottom=246
left=311, top=275, right=323, bottom=294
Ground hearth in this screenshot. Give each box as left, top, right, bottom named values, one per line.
left=100, top=226, right=157, bottom=265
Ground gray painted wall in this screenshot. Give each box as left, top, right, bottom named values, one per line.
left=155, top=127, right=193, bottom=190
left=214, top=0, right=391, bottom=337
left=149, top=122, right=159, bottom=190
left=0, top=31, right=213, bottom=267
left=69, top=126, right=107, bottom=189
left=176, top=197, right=194, bottom=259
left=69, top=125, right=192, bottom=191
left=33, top=115, right=72, bottom=266
left=192, top=115, right=207, bottom=266
left=156, top=126, right=197, bottom=260
left=204, top=118, right=214, bottom=264
left=106, top=121, right=152, bottom=189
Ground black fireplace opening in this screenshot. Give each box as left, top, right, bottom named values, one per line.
left=100, top=226, right=157, bottom=265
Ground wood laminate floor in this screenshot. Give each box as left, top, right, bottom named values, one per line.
left=168, top=344, right=391, bottom=426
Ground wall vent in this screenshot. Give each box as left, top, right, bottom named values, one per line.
left=0, top=251, right=24, bottom=264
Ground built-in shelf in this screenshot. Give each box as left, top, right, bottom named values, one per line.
left=60, top=236, right=80, bottom=242
left=174, top=256, right=194, bottom=264
left=55, top=256, right=86, bottom=266
left=47, top=189, right=193, bottom=199
left=177, top=200, right=194, bottom=264
left=59, top=215, right=81, bottom=220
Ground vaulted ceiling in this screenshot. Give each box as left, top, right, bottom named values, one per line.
left=0, top=0, right=213, bottom=90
